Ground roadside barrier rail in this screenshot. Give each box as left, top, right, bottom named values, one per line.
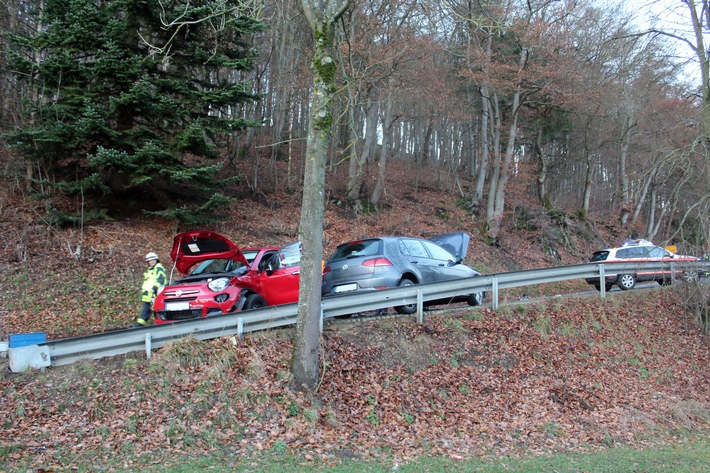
left=8, top=260, right=709, bottom=371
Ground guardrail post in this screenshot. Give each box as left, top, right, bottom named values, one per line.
left=670, top=261, right=676, bottom=284
left=237, top=318, right=244, bottom=339
left=599, top=265, right=606, bottom=299
left=416, top=288, right=424, bottom=324
left=145, top=333, right=152, bottom=360
left=491, top=277, right=499, bottom=311
left=319, top=306, right=324, bottom=334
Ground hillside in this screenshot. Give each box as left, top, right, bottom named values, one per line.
left=1, top=158, right=708, bottom=471
left=0, top=158, right=620, bottom=337
left=1, top=290, right=709, bottom=471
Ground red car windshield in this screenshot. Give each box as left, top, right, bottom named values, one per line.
left=190, top=258, right=248, bottom=276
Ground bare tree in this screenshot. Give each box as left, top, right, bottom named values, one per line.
left=291, top=0, right=352, bottom=393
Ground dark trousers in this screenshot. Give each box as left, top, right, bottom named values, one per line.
left=137, top=301, right=152, bottom=323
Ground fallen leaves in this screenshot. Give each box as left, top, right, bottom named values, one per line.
left=1, top=170, right=709, bottom=470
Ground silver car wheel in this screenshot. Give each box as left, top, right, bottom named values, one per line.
left=394, top=279, right=417, bottom=314
left=468, top=292, right=485, bottom=306
left=618, top=274, right=636, bottom=290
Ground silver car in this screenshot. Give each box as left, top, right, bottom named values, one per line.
left=322, top=232, right=485, bottom=314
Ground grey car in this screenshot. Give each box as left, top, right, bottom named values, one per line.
left=321, top=232, right=485, bottom=314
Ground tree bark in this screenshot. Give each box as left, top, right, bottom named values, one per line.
left=370, top=88, right=396, bottom=205
left=618, top=115, right=635, bottom=226
left=534, top=126, right=547, bottom=206
left=486, top=48, right=529, bottom=244
left=347, top=100, right=377, bottom=207
left=630, top=167, right=657, bottom=226
left=291, top=0, right=352, bottom=393
left=684, top=0, right=710, bottom=190
left=486, top=91, right=502, bottom=232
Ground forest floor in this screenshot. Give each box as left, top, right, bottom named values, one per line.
left=0, top=159, right=708, bottom=471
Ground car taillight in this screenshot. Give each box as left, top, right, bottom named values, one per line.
left=323, top=266, right=332, bottom=274
left=363, top=257, right=393, bottom=267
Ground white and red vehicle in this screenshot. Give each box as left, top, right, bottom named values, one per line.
left=585, top=239, right=699, bottom=291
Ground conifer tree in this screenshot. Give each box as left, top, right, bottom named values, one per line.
left=4, top=0, right=262, bottom=221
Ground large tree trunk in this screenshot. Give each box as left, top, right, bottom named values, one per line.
left=341, top=63, right=360, bottom=195
left=291, top=0, right=351, bottom=393
left=581, top=142, right=593, bottom=216
left=618, top=115, right=635, bottom=226
left=534, top=126, right=547, bottom=206
left=486, top=48, right=528, bottom=244
left=685, top=0, right=710, bottom=191
left=370, top=89, right=396, bottom=205
left=486, top=92, right=502, bottom=231
left=630, top=167, right=657, bottom=226
left=26, top=0, right=45, bottom=190
left=347, top=100, right=377, bottom=208
left=471, top=86, right=491, bottom=212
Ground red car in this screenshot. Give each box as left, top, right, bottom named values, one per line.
left=153, top=231, right=301, bottom=324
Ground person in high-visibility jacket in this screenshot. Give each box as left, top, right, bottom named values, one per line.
left=133, top=252, right=167, bottom=327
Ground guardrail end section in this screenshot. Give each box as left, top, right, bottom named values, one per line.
left=8, top=344, right=51, bottom=372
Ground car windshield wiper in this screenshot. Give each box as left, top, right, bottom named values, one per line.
left=180, top=271, right=232, bottom=281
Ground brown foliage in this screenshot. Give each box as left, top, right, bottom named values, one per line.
left=0, top=157, right=708, bottom=470
left=0, top=292, right=708, bottom=470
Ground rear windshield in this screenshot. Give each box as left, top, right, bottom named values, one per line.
left=329, top=240, right=382, bottom=261
left=590, top=251, right=609, bottom=262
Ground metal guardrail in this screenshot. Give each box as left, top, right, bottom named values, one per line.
left=9, top=260, right=710, bottom=371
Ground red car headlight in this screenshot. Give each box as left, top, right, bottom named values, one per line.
left=208, top=277, right=230, bottom=292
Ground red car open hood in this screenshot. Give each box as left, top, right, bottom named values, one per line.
left=170, top=231, right=249, bottom=275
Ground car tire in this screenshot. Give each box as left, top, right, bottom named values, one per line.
left=244, top=294, right=268, bottom=310
left=394, top=279, right=417, bottom=315
left=467, top=291, right=485, bottom=306
left=617, top=274, right=636, bottom=290
left=593, top=283, right=613, bottom=292
left=682, top=270, right=698, bottom=283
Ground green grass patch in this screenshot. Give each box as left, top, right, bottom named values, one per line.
left=5, top=436, right=707, bottom=472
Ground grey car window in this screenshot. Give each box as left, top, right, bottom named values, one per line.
left=637, top=247, right=650, bottom=257
left=616, top=248, right=631, bottom=258
left=422, top=241, right=454, bottom=261
left=634, top=247, right=650, bottom=258
left=399, top=239, right=428, bottom=258
left=590, top=251, right=609, bottom=262
left=648, top=247, right=666, bottom=257
left=631, top=246, right=648, bottom=258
